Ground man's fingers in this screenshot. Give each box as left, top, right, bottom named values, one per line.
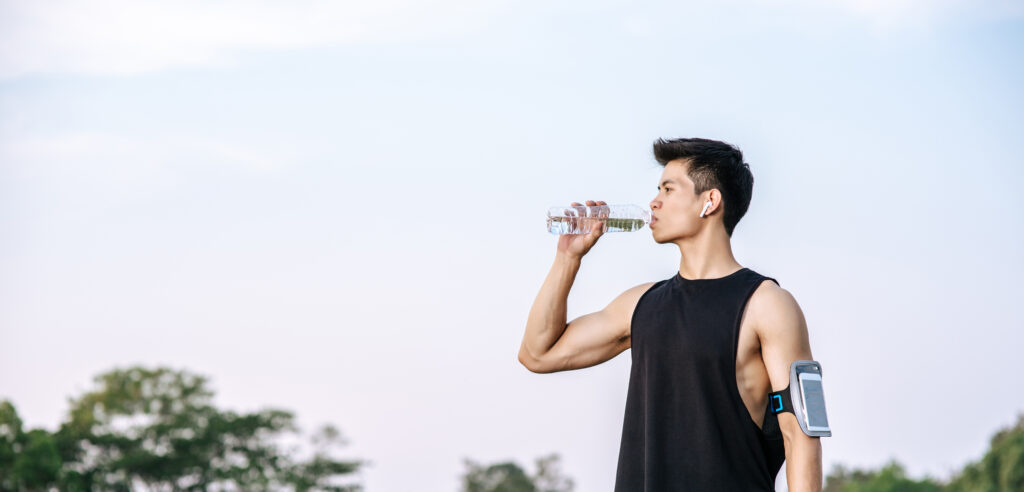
left=565, top=200, right=609, bottom=235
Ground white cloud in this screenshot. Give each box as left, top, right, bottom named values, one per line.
left=762, top=0, right=1024, bottom=29
left=2, top=0, right=1021, bottom=80
left=0, top=0, right=516, bottom=79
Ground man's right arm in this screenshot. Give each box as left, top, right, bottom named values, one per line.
left=518, top=251, right=653, bottom=374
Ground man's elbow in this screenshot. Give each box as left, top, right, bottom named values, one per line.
left=518, top=351, right=545, bottom=374
left=518, top=350, right=560, bottom=374
left=518, top=353, right=536, bottom=372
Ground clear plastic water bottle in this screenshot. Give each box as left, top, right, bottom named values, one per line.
left=546, top=204, right=652, bottom=235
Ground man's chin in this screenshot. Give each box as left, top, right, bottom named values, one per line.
left=651, top=230, right=679, bottom=244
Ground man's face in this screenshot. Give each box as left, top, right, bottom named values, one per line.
left=649, top=159, right=704, bottom=243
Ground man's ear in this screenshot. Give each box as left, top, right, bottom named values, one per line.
left=706, top=189, right=723, bottom=215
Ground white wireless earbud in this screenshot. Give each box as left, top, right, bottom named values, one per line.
left=699, top=201, right=713, bottom=218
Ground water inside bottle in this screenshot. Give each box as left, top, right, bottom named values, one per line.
left=547, top=216, right=647, bottom=235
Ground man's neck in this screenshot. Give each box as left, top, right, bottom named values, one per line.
left=674, top=227, right=742, bottom=280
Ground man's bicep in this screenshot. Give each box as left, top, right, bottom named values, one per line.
left=532, top=282, right=652, bottom=373
left=756, top=284, right=819, bottom=444
left=554, top=309, right=629, bottom=369
left=757, top=285, right=813, bottom=392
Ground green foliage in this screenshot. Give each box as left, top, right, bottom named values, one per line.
left=12, top=429, right=62, bottom=490
left=283, top=424, right=367, bottom=492
left=945, top=413, right=1024, bottom=492
left=824, top=412, right=1024, bottom=492
left=0, top=401, right=23, bottom=489
left=531, top=454, right=574, bottom=492
left=13, top=365, right=1023, bottom=492
left=824, top=460, right=943, bottom=492
left=0, top=401, right=62, bottom=491
left=460, top=452, right=574, bottom=492
left=2, top=365, right=367, bottom=491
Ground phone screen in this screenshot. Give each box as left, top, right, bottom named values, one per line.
left=799, top=374, right=829, bottom=429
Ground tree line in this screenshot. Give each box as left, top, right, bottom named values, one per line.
left=1, top=366, right=1020, bottom=491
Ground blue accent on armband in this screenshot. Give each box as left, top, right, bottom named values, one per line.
left=771, top=394, right=782, bottom=413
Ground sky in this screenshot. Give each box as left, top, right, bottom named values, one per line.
left=1, top=0, right=1023, bottom=490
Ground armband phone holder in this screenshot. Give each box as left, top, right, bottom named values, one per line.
left=767, top=360, right=831, bottom=437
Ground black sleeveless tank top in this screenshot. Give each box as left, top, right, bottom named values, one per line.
left=614, top=267, right=786, bottom=491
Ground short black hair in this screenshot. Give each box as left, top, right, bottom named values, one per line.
left=652, top=137, right=754, bottom=237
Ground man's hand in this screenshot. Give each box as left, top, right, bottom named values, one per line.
left=556, top=200, right=609, bottom=260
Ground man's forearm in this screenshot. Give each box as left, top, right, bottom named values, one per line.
left=520, top=253, right=581, bottom=360
left=785, top=437, right=822, bottom=492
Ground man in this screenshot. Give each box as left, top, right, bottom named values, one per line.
left=518, top=138, right=822, bottom=491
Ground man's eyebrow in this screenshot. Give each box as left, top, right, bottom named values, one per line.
left=659, top=179, right=679, bottom=187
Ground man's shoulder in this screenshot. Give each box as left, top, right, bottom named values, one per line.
left=615, top=281, right=660, bottom=309
left=609, top=281, right=660, bottom=334
left=746, top=278, right=804, bottom=337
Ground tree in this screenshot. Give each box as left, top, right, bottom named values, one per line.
left=3, top=365, right=367, bottom=491
left=823, top=411, right=1024, bottom=492
left=823, top=460, right=943, bottom=492
left=945, top=412, right=1024, bottom=492
left=460, top=453, right=574, bottom=492
left=531, top=454, right=574, bottom=492
left=0, top=401, right=62, bottom=491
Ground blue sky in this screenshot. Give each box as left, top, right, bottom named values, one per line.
left=1, top=1, right=1023, bottom=490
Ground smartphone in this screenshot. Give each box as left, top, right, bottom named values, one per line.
left=792, top=361, right=832, bottom=437
left=797, top=372, right=830, bottom=433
